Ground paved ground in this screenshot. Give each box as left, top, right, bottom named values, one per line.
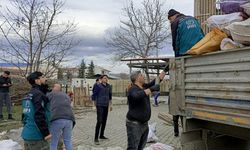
left=72, top=96, right=181, bottom=150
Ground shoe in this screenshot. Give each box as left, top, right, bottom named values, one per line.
left=8, top=114, right=14, bottom=120
left=174, top=132, right=179, bottom=137
left=99, top=136, right=108, bottom=140
left=94, top=139, right=100, bottom=145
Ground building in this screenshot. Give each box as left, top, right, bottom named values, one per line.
left=93, top=65, right=111, bottom=76
left=194, top=0, right=222, bottom=33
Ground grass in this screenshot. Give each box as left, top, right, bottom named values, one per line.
left=0, top=105, right=22, bottom=132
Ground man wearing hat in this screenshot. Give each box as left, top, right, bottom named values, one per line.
left=168, top=9, right=204, bottom=137
left=168, top=9, right=204, bottom=57
left=0, top=71, right=14, bottom=120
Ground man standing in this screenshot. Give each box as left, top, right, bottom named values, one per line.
left=0, top=71, right=13, bottom=120
left=92, top=75, right=112, bottom=145
left=47, top=84, right=75, bottom=150
left=168, top=9, right=204, bottom=137
left=21, top=71, right=51, bottom=150
left=126, top=71, right=166, bottom=150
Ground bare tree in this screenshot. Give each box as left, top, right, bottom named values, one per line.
left=105, top=0, right=170, bottom=80
left=0, top=0, right=77, bottom=77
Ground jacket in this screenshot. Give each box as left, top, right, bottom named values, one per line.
left=0, top=75, right=12, bottom=93
left=92, top=83, right=112, bottom=107
left=126, top=80, right=155, bottom=123
left=171, top=14, right=204, bottom=57
left=21, top=84, right=50, bottom=141
left=47, top=91, right=75, bottom=124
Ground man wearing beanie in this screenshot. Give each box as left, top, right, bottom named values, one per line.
left=168, top=9, right=204, bottom=137
left=168, top=9, right=204, bottom=57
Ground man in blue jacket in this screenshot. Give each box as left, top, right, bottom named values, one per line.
left=21, top=71, right=51, bottom=150
left=168, top=9, right=204, bottom=137
left=92, top=75, right=112, bottom=145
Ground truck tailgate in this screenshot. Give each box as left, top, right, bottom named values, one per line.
left=169, top=48, right=250, bottom=129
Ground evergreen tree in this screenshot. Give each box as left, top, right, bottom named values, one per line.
left=78, top=59, right=87, bottom=78
left=57, top=68, right=63, bottom=80
left=87, top=60, right=95, bottom=78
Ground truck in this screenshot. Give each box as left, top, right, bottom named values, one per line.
left=169, top=47, right=250, bottom=150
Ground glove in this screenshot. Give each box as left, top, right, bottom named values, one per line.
left=163, top=65, right=169, bottom=72
left=149, top=84, right=160, bottom=92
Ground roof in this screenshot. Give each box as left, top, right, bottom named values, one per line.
left=120, top=57, right=173, bottom=61
left=0, top=63, right=28, bottom=67
left=94, top=65, right=111, bottom=72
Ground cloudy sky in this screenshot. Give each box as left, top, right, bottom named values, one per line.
left=1, top=0, right=194, bottom=73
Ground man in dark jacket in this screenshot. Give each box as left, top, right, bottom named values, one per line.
left=0, top=71, right=13, bottom=120
left=168, top=9, right=204, bottom=137
left=126, top=70, right=166, bottom=150
left=21, top=71, right=51, bottom=150
left=168, top=9, right=204, bottom=57
left=92, top=75, right=112, bottom=145
left=47, top=84, right=75, bottom=150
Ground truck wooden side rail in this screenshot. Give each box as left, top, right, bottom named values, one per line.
left=169, top=48, right=250, bottom=150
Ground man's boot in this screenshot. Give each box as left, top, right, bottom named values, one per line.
left=8, top=114, right=14, bottom=120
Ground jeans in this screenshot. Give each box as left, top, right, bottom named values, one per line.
left=0, top=92, right=12, bottom=115
left=126, top=119, right=149, bottom=150
left=95, top=106, right=109, bottom=140
left=24, top=140, right=49, bottom=150
left=153, top=92, right=160, bottom=105
left=50, top=119, right=73, bottom=150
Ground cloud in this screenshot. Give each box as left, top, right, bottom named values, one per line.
left=1, top=0, right=194, bottom=73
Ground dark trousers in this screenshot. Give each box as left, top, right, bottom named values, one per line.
left=126, top=120, right=149, bottom=150
left=0, top=92, right=12, bottom=115
left=173, top=115, right=183, bottom=135
left=95, top=106, right=108, bottom=139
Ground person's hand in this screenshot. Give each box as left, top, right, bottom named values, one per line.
left=2, top=84, right=7, bottom=86
left=144, top=89, right=151, bottom=95
left=44, top=134, right=52, bottom=141
left=92, top=106, right=96, bottom=110
left=149, top=84, right=160, bottom=92
left=159, top=71, right=166, bottom=80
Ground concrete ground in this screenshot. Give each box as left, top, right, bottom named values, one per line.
left=72, top=96, right=181, bottom=150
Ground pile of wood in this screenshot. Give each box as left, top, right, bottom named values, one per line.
left=158, top=112, right=182, bottom=127
left=158, top=112, right=173, bottom=126
left=73, top=87, right=93, bottom=107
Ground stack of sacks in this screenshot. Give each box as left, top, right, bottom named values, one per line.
left=226, top=18, right=250, bottom=45
left=186, top=28, right=227, bottom=55
left=219, top=0, right=249, bottom=14
left=206, top=12, right=243, bottom=29
left=241, top=3, right=250, bottom=16
left=220, top=38, right=244, bottom=50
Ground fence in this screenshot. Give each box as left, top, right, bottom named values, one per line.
left=73, top=87, right=93, bottom=107
left=109, top=79, right=169, bottom=97
left=72, top=79, right=169, bottom=107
